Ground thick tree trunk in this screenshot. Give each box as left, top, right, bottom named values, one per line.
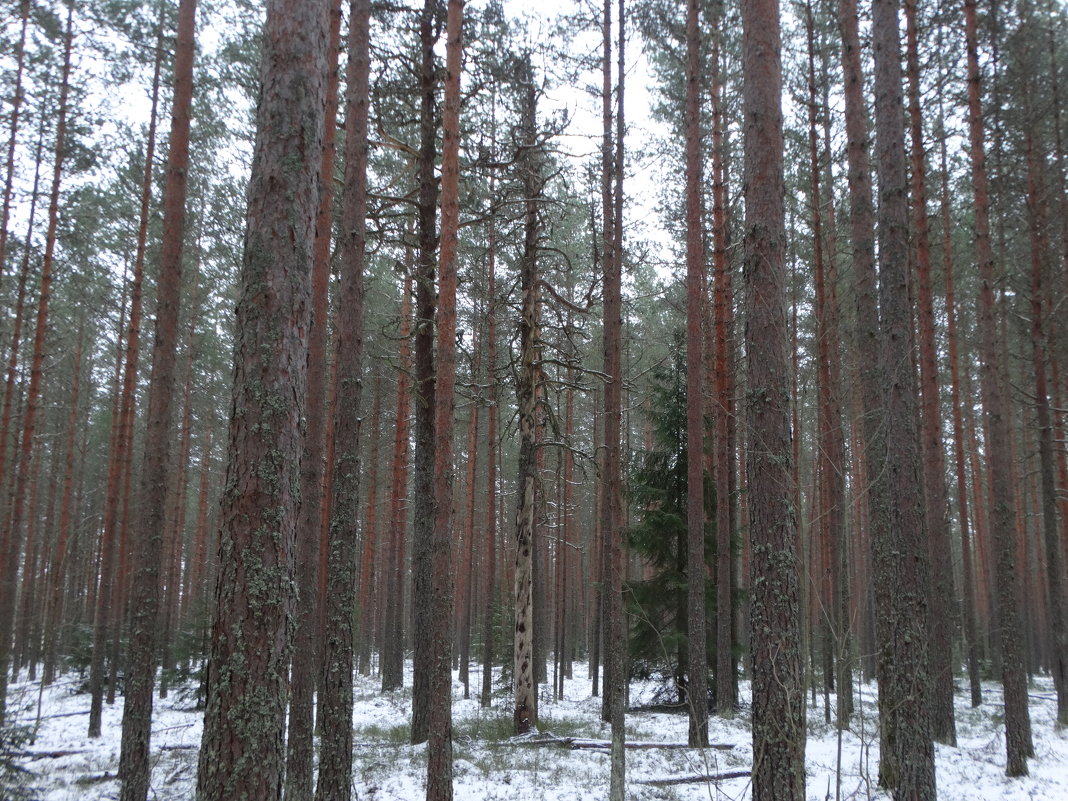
left=683, top=0, right=710, bottom=746
left=964, top=0, right=1033, bottom=777
left=513, top=62, right=540, bottom=736
left=425, top=4, right=463, bottom=799
left=316, top=2, right=369, bottom=799
left=869, top=1, right=937, bottom=796
left=710, top=14, right=737, bottom=717
left=904, top=0, right=957, bottom=745
left=741, top=1, right=805, bottom=798
left=284, top=0, right=341, bottom=795
left=1024, top=124, right=1068, bottom=723
left=195, top=1, right=328, bottom=799
left=118, top=1, right=196, bottom=797
left=603, top=3, right=627, bottom=799
left=0, top=2, right=73, bottom=723
left=410, top=0, right=440, bottom=746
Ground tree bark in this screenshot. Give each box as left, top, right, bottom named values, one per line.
left=382, top=271, right=413, bottom=693
left=41, top=324, right=85, bottom=686
left=710, top=11, right=737, bottom=718
left=195, top=1, right=328, bottom=798
left=0, top=0, right=30, bottom=299
left=741, top=0, right=805, bottom=798
left=358, top=369, right=382, bottom=677
left=903, top=0, right=957, bottom=746
left=480, top=210, right=498, bottom=707
left=0, top=2, right=73, bottom=723
left=284, top=0, right=340, bottom=795
left=1024, top=118, right=1068, bottom=724
left=683, top=0, right=709, bottom=746
left=869, top=1, right=937, bottom=796
left=964, top=0, right=1033, bottom=777
left=936, top=49, right=983, bottom=707
left=513, top=60, right=540, bottom=736
left=118, top=0, right=196, bottom=796
left=410, top=0, right=441, bottom=746
left=602, top=2, right=627, bottom=799
left=316, top=2, right=369, bottom=799
left=425, top=4, right=463, bottom=799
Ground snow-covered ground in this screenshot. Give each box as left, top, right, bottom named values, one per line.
left=6, top=663, right=1067, bottom=800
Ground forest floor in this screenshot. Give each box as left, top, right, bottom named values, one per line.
left=4, top=661, right=1067, bottom=800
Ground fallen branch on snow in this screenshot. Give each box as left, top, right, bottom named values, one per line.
left=500, top=733, right=735, bottom=751
left=634, top=770, right=751, bottom=787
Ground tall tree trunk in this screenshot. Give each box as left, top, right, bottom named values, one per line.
left=457, top=325, right=480, bottom=698
left=804, top=0, right=838, bottom=724
left=182, top=428, right=213, bottom=629
left=870, top=1, right=937, bottom=796
left=89, top=15, right=165, bottom=733
left=837, top=0, right=888, bottom=762
left=741, top=0, right=805, bottom=797
left=710, top=10, right=737, bottom=717
left=0, top=0, right=29, bottom=296
left=284, top=0, right=340, bottom=795
left=41, top=324, right=85, bottom=686
left=513, top=61, right=540, bottom=736
left=602, top=2, right=627, bottom=798
left=936, top=46, right=983, bottom=706
left=382, top=272, right=413, bottom=693
left=480, top=218, right=498, bottom=707
left=904, top=0, right=957, bottom=745
left=0, top=2, right=73, bottom=723
left=425, top=4, right=463, bottom=799
left=195, top=1, right=328, bottom=798
left=410, top=0, right=441, bottom=746
left=1024, top=121, right=1068, bottom=723
left=358, top=370, right=382, bottom=677
left=118, top=0, right=196, bottom=796
left=159, top=320, right=197, bottom=700
left=683, top=0, right=710, bottom=745
left=0, top=114, right=45, bottom=517
left=964, top=0, right=1033, bottom=776
left=316, top=2, right=369, bottom=798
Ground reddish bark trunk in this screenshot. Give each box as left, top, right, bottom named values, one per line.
left=741, top=0, right=805, bottom=797
left=869, top=0, right=936, bottom=793
left=0, top=0, right=30, bottom=295
left=904, top=0, right=956, bottom=744
left=1024, top=120, right=1068, bottom=721
left=119, top=0, right=196, bottom=796
left=0, top=3, right=73, bottom=722
left=458, top=334, right=480, bottom=697
left=42, top=326, right=85, bottom=685
left=965, top=0, right=1033, bottom=776
left=480, top=225, right=498, bottom=706
left=284, top=1, right=340, bottom=794
left=195, top=1, right=328, bottom=798
left=683, top=0, right=710, bottom=745
left=710, top=12, right=737, bottom=719
left=357, top=370, right=382, bottom=676
left=425, top=4, right=463, bottom=798
left=382, top=270, right=413, bottom=693
left=410, top=0, right=441, bottom=746
left=316, top=1, right=369, bottom=797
